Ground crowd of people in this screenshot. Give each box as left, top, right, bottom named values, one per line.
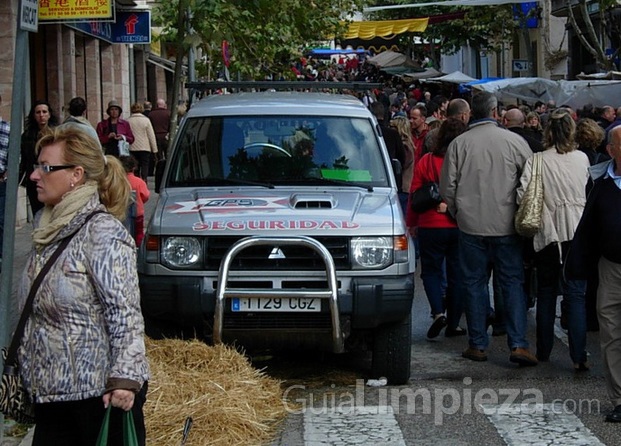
left=370, top=84, right=621, bottom=423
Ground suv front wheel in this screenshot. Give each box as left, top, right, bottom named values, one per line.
left=371, top=313, right=412, bottom=385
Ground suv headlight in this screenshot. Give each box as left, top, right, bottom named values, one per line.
left=351, top=237, right=392, bottom=269
left=161, top=237, right=201, bottom=268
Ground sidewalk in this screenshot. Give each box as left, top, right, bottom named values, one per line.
left=2, top=178, right=158, bottom=445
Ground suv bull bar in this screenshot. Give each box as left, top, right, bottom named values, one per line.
left=213, top=236, right=344, bottom=353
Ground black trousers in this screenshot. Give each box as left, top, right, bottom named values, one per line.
left=131, top=151, right=151, bottom=182
left=32, top=383, right=147, bottom=446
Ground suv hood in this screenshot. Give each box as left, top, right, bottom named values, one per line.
left=156, top=188, right=397, bottom=236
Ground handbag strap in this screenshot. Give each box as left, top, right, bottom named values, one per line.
left=3, top=211, right=105, bottom=368
left=534, top=152, right=542, bottom=176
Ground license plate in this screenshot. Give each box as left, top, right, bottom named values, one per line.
left=231, top=297, right=320, bottom=312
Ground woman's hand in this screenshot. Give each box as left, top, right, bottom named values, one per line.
left=103, top=389, right=135, bottom=411
left=436, top=202, right=448, bottom=214
left=108, top=132, right=117, bottom=140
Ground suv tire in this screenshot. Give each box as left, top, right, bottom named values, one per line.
left=371, top=313, right=412, bottom=385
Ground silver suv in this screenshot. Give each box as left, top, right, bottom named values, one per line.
left=137, top=86, right=415, bottom=384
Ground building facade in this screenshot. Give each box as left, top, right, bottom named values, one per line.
left=1, top=0, right=172, bottom=224
left=1, top=0, right=170, bottom=126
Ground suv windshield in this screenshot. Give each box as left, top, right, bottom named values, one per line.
left=168, top=115, right=389, bottom=187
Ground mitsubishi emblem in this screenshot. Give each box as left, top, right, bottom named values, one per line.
left=268, top=247, right=286, bottom=259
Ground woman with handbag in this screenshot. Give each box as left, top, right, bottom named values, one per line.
left=517, top=109, right=590, bottom=370
left=96, top=100, right=135, bottom=157
left=406, top=118, right=467, bottom=339
left=17, top=124, right=149, bottom=445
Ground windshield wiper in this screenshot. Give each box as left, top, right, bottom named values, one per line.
left=281, top=177, right=374, bottom=192
left=172, top=177, right=275, bottom=189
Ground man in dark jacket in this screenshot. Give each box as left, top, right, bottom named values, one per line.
left=567, top=125, right=621, bottom=422
left=503, top=108, right=543, bottom=153
left=148, top=98, right=171, bottom=158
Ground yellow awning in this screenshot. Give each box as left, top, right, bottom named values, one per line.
left=343, top=18, right=429, bottom=40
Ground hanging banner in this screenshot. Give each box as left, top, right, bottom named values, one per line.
left=39, top=0, right=113, bottom=21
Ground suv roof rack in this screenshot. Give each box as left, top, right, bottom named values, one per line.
left=186, top=81, right=383, bottom=92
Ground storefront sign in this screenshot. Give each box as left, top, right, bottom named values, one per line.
left=68, top=10, right=151, bottom=44
left=39, top=0, right=113, bottom=21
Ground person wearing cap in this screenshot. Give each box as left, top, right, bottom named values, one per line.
left=96, top=100, right=134, bottom=157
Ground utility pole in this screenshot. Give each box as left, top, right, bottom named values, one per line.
left=0, top=0, right=34, bottom=438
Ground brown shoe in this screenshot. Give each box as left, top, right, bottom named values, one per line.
left=510, top=347, right=538, bottom=366
left=462, top=347, right=488, bottom=362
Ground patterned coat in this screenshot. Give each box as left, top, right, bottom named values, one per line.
left=17, top=195, right=149, bottom=403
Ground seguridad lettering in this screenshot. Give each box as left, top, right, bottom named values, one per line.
left=192, top=220, right=360, bottom=231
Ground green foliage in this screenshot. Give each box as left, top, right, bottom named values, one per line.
left=153, top=0, right=366, bottom=79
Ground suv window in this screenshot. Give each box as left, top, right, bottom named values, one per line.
left=168, top=115, right=389, bottom=187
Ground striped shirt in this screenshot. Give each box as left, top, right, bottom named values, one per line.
left=0, top=118, right=9, bottom=173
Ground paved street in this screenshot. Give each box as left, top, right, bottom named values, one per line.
left=3, top=181, right=619, bottom=445
left=271, top=274, right=615, bottom=445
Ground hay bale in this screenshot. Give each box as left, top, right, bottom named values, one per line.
left=144, top=338, right=287, bottom=445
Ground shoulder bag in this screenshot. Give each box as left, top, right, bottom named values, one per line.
left=515, top=153, right=544, bottom=237
left=410, top=154, right=442, bottom=213
left=0, top=211, right=104, bottom=423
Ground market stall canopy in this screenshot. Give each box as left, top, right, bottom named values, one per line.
left=342, top=18, right=429, bottom=40
left=423, top=70, right=476, bottom=84
left=554, top=80, right=621, bottom=109
left=469, top=77, right=621, bottom=108
left=402, top=67, right=444, bottom=80
left=576, top=71, right=621, bottom=80
left=367, top=50, right=421, bottom=69
left=469, top=77, right=558, bottom=103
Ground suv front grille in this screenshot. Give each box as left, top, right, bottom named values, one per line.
left=205, top=236, right=349, bottom=271
left=223, top=312, right=332, bottom=330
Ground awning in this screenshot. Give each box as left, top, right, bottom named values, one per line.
left=367, top=50, right=421, bottom=69
left=423, top=70, right=477, bottom=84
left=365, top=0, right=542, bottom=11
left=309, top=48, right=368, bottom=58
left=402, top=67, right=444, bottom=80
left=576, top=71, right=621, bottom=80
left=342, top=18, right=429, bottom=40
left=147, top=53, right=179, bottom=73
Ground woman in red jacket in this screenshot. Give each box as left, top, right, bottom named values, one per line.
left=96, top=100, right=135, bottom=157
left=407, top=118, right=467, bottom=339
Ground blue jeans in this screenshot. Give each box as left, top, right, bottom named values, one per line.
left=535, top=242, right=587, bottom=363
left=459, top=232, right=528, bottom=350
left=418, top=227, right=463, bottom=329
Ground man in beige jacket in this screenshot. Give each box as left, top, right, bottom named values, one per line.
left=440, top=91, right=536, bottom=366
left=127, top=103, right=158, bottom=181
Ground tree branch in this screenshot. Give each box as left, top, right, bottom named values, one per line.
left=567, top=0, right=600, bottom=59
left=578, top=0, right=608, bottom=63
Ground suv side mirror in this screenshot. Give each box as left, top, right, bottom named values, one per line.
left=155, top=159, right=167, bottom=193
